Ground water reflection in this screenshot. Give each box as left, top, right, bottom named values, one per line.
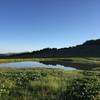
left=0, top=61, right=76, bottom=70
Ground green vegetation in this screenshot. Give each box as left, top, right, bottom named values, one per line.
left=0, top=38, right=100, bottom=99
left=1, top=57, right=100, bottom=64
left=0, top=68, right=100, bottom=100
left=2, top=39, right=100, bottom=58
left=0, top=57, right=100, bottom=70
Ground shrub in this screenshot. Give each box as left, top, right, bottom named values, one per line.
left=66, top=77, right=100, bottom=100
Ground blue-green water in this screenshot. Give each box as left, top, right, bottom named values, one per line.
left=0, top=61, right=76, bottom=70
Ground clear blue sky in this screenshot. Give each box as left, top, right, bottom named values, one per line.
left=0, top=0, right=100, bottom=53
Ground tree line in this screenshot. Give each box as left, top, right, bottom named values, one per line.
left=1, top=39, right=100, bottom=58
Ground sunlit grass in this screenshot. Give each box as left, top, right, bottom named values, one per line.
left=0, top=57, right=100, bottom=64
left=0, top=68, right=99, bottom=99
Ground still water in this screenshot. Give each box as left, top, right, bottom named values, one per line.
left=0, top=61, right=76, bottom=70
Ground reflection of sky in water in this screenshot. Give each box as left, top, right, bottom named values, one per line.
left=0, top=61, right=76, bottom=70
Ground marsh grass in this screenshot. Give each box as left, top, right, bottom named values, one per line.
left=1, top=57, right=100, bottom=70
left=0, top=68, right=79, bottom=100
left=0, top=68, right=99, bottom=99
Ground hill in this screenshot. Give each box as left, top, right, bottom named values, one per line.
left=3, top=39, right=100, bottom=58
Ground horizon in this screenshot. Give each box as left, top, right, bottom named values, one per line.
left=0, top=0, right=100, bottom=53
left=0, top=38, right=99, bottom=54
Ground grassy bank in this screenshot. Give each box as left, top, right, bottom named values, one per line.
left=0, top=58, right=54, bottom=63
left=1, top=57, right=100, bottom=64
left=0, top=68, right=100, bottom=100
left=0, top=57, right=100, bottom=70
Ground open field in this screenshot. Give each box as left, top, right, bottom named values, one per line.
left=0, top=68, right=100, bottom=100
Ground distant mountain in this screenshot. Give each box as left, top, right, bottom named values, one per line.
left=0, top=53, right=16, bottom=57
left=2, top=39, right=100, bottom=58
left=31, top=39, right=100, bottom=57
left=0, top=54, right=5, bottom=57
left=82, top=39, right=100, bottom=46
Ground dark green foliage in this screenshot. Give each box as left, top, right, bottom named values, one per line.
left=0, top=68, right=100, bottom=100
left=66, top=78, right=100, bottom=100
left=83, top=39, right=100, bottom=46
left=2, top=39, right=100, bottom=58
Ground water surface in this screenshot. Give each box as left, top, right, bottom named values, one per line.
left=0, top=61, right=76, bottom=70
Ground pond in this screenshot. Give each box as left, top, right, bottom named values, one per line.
left=0, top=61, right=76, bottom=70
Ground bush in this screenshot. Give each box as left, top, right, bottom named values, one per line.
left=66, top=77, right=100, bottom=100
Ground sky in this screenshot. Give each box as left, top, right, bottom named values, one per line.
left=0, top=0, right=100, bottom=53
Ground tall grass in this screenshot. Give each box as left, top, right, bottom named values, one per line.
left=0, top=68, right=99, bottom=100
